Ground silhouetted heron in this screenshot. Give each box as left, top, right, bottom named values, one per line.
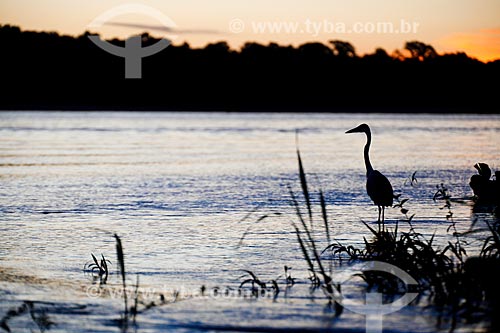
left=346, top=124, right=393, bottom=227
left=470, top=162, right=500, bottom=204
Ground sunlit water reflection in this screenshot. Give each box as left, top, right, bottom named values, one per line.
left=0, top=112, right=499, bottom=332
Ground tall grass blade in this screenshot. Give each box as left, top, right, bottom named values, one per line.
left=91, top=253, right=100, bottom=269
left=114, top=233, right=128, bottom=319
left=132, top=274, right=139, bottom=324
left=289, top=187, right=329, bottom=284
left=238, top=215, right=269, bottom=246
left=296, top=132, right=313, bottom=228
left=319, top=188, right=330, bottom=245
left=101, top=254, right=109, bottom=284
left=288, top=186, right=308, bottom=235
left=293, top=226, right=315, bottom=273
left=485, top=220, right=500, bottom=248
left=361, top=220, right=378, bottom=236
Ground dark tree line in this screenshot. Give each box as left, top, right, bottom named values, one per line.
left=0, top=25, right=498, bottom=112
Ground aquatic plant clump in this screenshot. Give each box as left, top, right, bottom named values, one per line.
left=286, top=147, right=500, bottom=332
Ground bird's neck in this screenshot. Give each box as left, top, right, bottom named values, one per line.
left=364, top=131, right=374, bottom=176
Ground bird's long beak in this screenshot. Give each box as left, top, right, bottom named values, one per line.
left=346, top=124, right=368, bottom=134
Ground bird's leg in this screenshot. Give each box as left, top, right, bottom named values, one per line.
left=381, top=206, right=385, bottom=232
left=377, top=206, right=381, bottom=233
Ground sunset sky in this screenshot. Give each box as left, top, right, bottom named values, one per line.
left=1, top=0, right=500, bottom=62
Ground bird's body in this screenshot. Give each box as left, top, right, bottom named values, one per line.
left=366, top=170, right=393, bottom=207
left=346, top=123, right=393, bottom=226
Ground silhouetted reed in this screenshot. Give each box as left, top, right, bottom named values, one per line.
left=113, top=233, right=129, bottom=331
left=0, top=301, right=55, bottom=333
left=481, top=221, right=500, bottom=259
left=281, top=141, right=499, bottom=331
left=83, top=253, right=110, bottom=285
left=88, top=234, right=178, bottom=331
left=239, top=270, right=279, bottom=299
left=325, top=180, right=499, bottom=332
left=131, top=275, right=140, bottom=325
left=288, top=146, right=343, bottom=316
left=284, top=265, right=295, bottom=287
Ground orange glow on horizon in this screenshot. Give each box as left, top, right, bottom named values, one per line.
left=1, top=1, right=500, bottom=63
left=438, top=28, right=500, bottom=63
left=1, top=21, right=499, bottom=63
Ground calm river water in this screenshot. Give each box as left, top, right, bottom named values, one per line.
left=0, top=112, right=499, bottom=332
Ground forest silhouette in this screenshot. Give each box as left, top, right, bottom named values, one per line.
left=1, top=25, right=498, bottom=112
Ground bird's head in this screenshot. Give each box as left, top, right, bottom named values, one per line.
left=474, top=162, right=491, bottom=180
left=345, top=123, right=371, bottom=134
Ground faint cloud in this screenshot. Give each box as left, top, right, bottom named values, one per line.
left=104, top=22, right=222, bottom=35
left=438, top=28, right=500, bottom=62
